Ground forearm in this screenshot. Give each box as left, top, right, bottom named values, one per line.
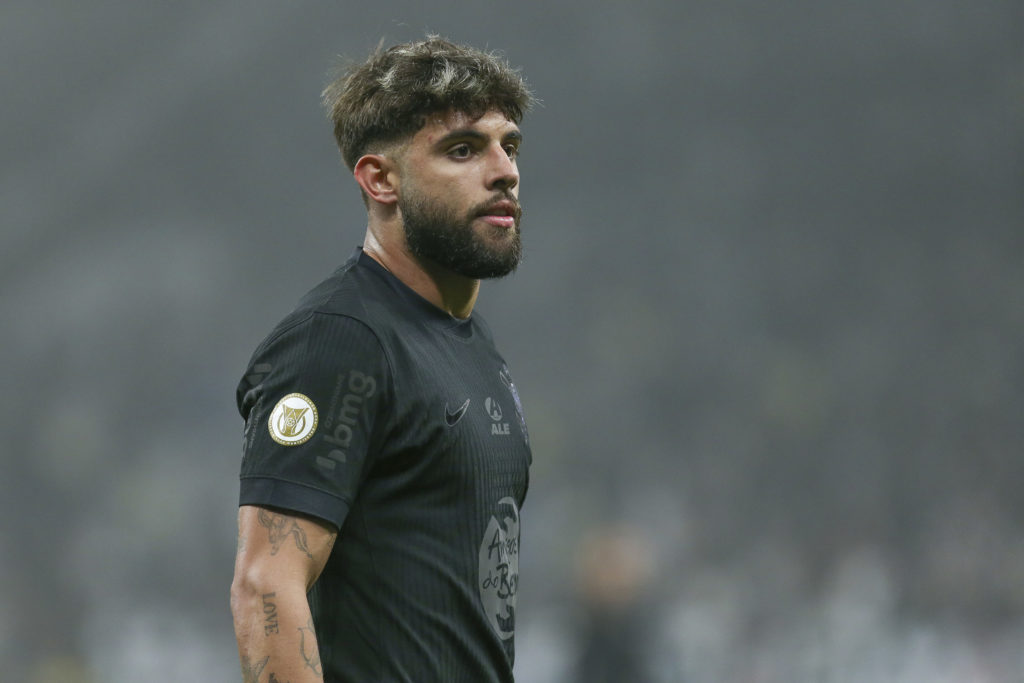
left=232, top=580, right=324, bottom=683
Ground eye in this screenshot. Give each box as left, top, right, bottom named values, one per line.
left=503, top=144, right=520, bottom=160
left=448, top=143, right=473, bottom=159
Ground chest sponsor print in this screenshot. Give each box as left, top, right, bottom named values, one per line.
left=485, top=397, right=511, bottom=436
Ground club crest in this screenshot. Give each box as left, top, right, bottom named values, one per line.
left=499, top=363, right=528, bottom=444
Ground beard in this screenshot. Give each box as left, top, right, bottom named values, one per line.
left=399, top=188, right=523, bottom=279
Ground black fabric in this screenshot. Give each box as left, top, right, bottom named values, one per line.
left=237, top=248, right=531, bottom=683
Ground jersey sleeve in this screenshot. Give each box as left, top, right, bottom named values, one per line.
left=236, top=312, right=390, bottom=530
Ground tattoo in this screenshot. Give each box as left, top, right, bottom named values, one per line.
left=268, top=675, right=292, bottom=683
left=262, top=592, right=279, bottom=636
left=240, top=654, right=269, bottom=683
left=257, top=508, right=313, bottom=559
left=298, top=616, right=323, bottom=676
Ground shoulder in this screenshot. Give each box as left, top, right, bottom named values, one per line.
left=249, top=249, right=417, bottom=358
left=257, top=249, right=432, bottom=351
left=236, top=309, right=392, bottom=418
left=256, top=260, right=371, bottom=343
left=237, top=259, right=399, bottom=416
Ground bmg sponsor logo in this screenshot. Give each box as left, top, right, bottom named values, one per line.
left=317, top=370, right=376, bottom=471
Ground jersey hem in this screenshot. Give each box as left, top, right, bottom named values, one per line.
left=239, top=476, right=352, bottom=531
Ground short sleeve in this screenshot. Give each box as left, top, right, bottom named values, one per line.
left=236, top=312, right=390, bottom=530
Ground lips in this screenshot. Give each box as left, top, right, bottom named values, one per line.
left=478, top=199, right=521, bottom=229
left=480, top=214, right=516, bottom=228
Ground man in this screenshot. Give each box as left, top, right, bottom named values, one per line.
left=230, top=37, right=535, bottom=683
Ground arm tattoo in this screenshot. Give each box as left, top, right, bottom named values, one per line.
left=262, top=592, right=280, bottom=636
left=257, top=508, right=314, bottom=559
left=298, top=616, right=323, bottom=676
left=241, top=654, right=268, bottom=683
left=268, top=675, right=292, bottom=683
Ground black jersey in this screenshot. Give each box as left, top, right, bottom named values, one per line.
left=236, top=248, right=531, bottom=683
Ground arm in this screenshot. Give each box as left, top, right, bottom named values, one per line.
left=230, top=505, right=337, bottom=683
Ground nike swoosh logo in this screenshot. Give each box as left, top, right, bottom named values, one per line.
left=445, top=398, right=471, bottom=427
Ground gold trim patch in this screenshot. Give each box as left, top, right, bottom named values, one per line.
left=268, top=393, right=319, bottom=446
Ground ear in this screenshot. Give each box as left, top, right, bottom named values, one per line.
left=353, top=154, right=399, bottom=205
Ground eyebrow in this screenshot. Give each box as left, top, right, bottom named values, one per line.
left=436, top=128, right=523, bottom=148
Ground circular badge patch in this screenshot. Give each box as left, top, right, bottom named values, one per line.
left=268, top=393, right=318, bottom=446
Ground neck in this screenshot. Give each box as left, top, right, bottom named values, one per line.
left=362, top=227, right=480, bottom=319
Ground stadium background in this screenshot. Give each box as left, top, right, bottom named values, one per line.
left=2, top=1, right=1022, bottom=680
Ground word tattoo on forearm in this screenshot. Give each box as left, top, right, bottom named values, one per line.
left=298, top=616, right=323, bottom=676
left=262, top=592, right=280, bottom=636
left=241, top=654, right=269, bottom=683
left=257, top=508, right=314, bottom=559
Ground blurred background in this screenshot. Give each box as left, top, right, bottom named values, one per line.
left=3, top=1, right=1022, bottom=681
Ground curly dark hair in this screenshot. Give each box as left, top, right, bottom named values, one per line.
left=322, top=36, right=534, bottom=170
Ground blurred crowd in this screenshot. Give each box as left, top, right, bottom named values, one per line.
left=3, top=1, right=1021, bottom=681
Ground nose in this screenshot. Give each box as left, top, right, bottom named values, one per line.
left=487, top=145, right=519, bottom=192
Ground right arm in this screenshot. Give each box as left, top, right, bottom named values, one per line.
left=230, top=504, right=338, bottom=683
left=232, top=314, right=388, bottom=681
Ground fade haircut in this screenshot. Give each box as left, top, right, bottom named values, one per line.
left=322, top=36, right=534, bottom=170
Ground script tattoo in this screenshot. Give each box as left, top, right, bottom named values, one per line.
left=268, top=675, right=292, bottom=683
left=262, top=592, right=279, bottom=636
left=257, top=508, right=313, bottom=559
left=298, top=617, right=323, bottom=676
left=241, top=654, right=268, bottom=683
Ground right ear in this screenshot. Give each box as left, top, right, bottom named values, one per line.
left=353, top=154, right=399, bottom=205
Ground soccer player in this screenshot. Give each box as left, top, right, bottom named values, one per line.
left=229, top=37, right=534, bottom=683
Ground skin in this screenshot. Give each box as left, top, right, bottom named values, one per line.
left=231, top=506, right=336, bottom=683
left=231, top=108, right=522, bottom=681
